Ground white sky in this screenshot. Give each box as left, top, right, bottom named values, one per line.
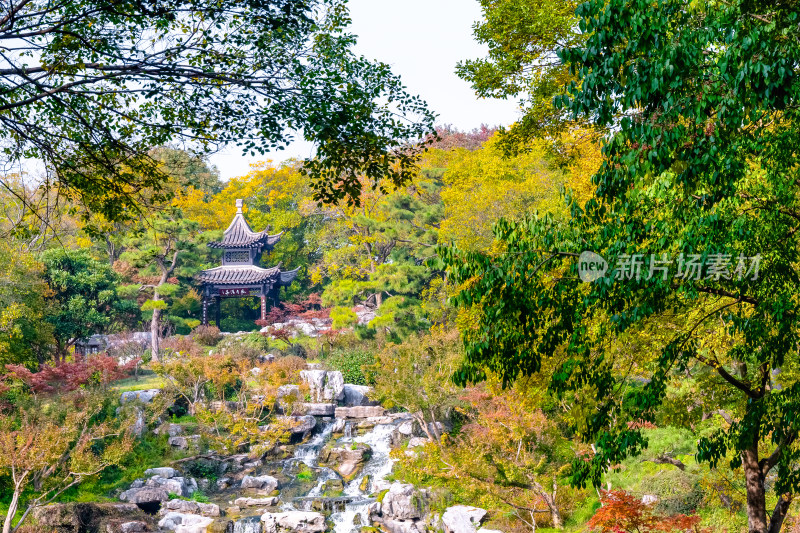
left=208, top=0, right=521, bottom=180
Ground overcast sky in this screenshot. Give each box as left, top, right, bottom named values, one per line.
left=208, top=0, right=521, bottom=180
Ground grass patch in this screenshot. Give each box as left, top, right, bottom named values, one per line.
left=112, top=371, right=164, bottom=393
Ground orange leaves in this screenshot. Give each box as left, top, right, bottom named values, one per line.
left=589, top=490, right=704, bottom=533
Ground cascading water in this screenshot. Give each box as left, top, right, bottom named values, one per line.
left=233, top=515, right=263, bottom=533
left=329, top=423, right=399, bottom=533
left=295, top=421, right=334, bottom=467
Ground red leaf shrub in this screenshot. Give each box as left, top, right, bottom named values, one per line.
left=589, top=490, right=704, bottom=533
left=5, top=355, right=138, bottom=393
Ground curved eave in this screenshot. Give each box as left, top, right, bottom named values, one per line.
left=196, top=265, right=281, bottom=285
left=278, top=266, right=301, bottom=286
left=207, top=230, right=284, bottom=249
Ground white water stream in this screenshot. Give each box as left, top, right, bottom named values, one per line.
left=233, top=418, right=403, bottom=533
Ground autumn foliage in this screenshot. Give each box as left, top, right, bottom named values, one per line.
left=5, top=355, right=137, bottom=393
left=588, top=490, right=704, bottom=533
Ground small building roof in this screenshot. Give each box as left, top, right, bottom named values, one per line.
left=278, top=267, right=301, bottom=286
left=208, top=199, right=283, bottom=249
left=197, top=265, right=281, bottom=285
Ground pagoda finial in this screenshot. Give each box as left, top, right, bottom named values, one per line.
left=235, top=198, right=243, bottom=214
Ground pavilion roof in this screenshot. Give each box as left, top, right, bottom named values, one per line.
left=207, top=199, right=283, bottom=249
left=197, top=265, right=281, bottom=285
left=278, top=267, right=301, bottom=286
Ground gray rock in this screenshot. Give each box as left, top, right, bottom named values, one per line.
left=119, top=487, right=169, bottom=505
left=477, top=529, right=504, bottom=533
left=168, top=435, right=201, bottom=450
left=145, top=467, right=177, bottom=479
left=331, top=419, right=346, bottom=434
left=157, top=512, right=213, bottom=532
left=234, top=497, right=279, bottom=507
left=261, top=511, right=326, bottom=533
left=380, top=518, right=427, bottom=533
left=334, top=406, right=386, bottom=419
left=397, top=420, right=415, bottom=436
left=300, top=370, right=344, bottom=402
left=241, top=475, right=280, bottom=493
left=408, top=437, right=428, bottom=448
left=117, top=522, right=149, bottom=533
left=441, top=506, right=487, bottom=533
left=298, top=403, right=335, bottom=416
left=381, top=483, right=426, bottom=520
left=162, top=499, right=220, bottom=517
left=641, top=494, right=658, bottom=505
left=120, top=389, right=161, bottom=404
left=216, top=477, right=231, bottom=490
left=342, top=384, right=375, bottom=406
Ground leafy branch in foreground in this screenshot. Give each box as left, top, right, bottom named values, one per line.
left=0, top=0, right=435, bottom=218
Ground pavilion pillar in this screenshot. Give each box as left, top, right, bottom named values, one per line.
left=260, top=294, right=267, bottom=321
left=215, top=296, right=222, bottom=328
left=201, top=296, right=209, bottom=326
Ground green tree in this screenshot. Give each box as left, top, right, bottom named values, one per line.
left=0, top=246, right=53, bottom=367
left=443, top=2, right=800, bottom=532
left=119, top=208, right=202, bottom=359
left=0, top=0, right=434, bottom=220
left=41, top=249, right=133, bottom=360
left=456, top=0, right=586, bottom=149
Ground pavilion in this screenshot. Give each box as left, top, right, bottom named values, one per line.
left=197, top=199, right=299, bottom=326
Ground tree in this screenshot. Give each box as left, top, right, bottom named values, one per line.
left=0, top=246, right=52, bottom=367
left=0, top=0, right=434, bottom=220
left=456, top=0, right=586, bottom=149
left=442, top=2, right=800, bottom=533
left=371, top=328, right=462, bottom=442
left=588, top=490, right=702, bottom=533
left=0, top=390, right=135, bottom=533
left=41, top=248, right=133, bottom=360
left=119, top=207, right=201, bottom=359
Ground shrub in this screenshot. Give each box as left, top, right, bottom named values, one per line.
left=324, top=348, right=375, bottom=386
left=161, top=336, right=204, bottom=358
left=192, top=325, right=223, bottom=346
left=269, top=356, right=307, bottom=386
left=5, top=355, right=137, bottom=393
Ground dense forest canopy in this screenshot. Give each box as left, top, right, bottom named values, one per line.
left=1, top=1, right=799, bottom=533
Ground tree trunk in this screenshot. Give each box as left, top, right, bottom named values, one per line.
left=742, top=447, right=768, bottom=533
left=3, top=485, right=20, bottom=533
left=150, top=290, right=161, bottom=362
left=767, top=493, right=793, bottom=533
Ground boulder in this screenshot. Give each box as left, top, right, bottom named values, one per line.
left=241, top=474, right=280, bottom=493
left=397, top=420, right=415, bottom=436
left=268, top=415, right=317, bottom=437
left=234, top=496, right=279, bottom=507
left=169, top=435, right=201, bottom=450
left=342, top=384, right=377, bottom=406
left=119, top=487, right=169, bottom=505
left=145, top=467, right=177, bottom=479
left=120, top=389, right=161, bottom=405
left=162, top=499, right=220, bottom=517
left=407, top=437, right=428, bottom=448
left=335, top=406, right=386, bottom=419
left=158, top=512, right=214, bottom=532
left=379, top=518, right=427, bottom=533
left=381, top=483, right=427, bottom=520
left=33, top=503, right=152, bottom=533
left=441, top=506, right=487, bottom=533
left=319, top=444, right=372, bottom=480
left=477, top=529, right=504, bottom=533
left=116, top=521, right=150, bottom=533
left=331, top=418, right=346, bottom=434
left=261, top=511, right=326, bottom=533
left=298, top=403, right=335, bottom=416
left=277, top=385, right=301, bottom=399
left=300, top=370, right=344, bottom=402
